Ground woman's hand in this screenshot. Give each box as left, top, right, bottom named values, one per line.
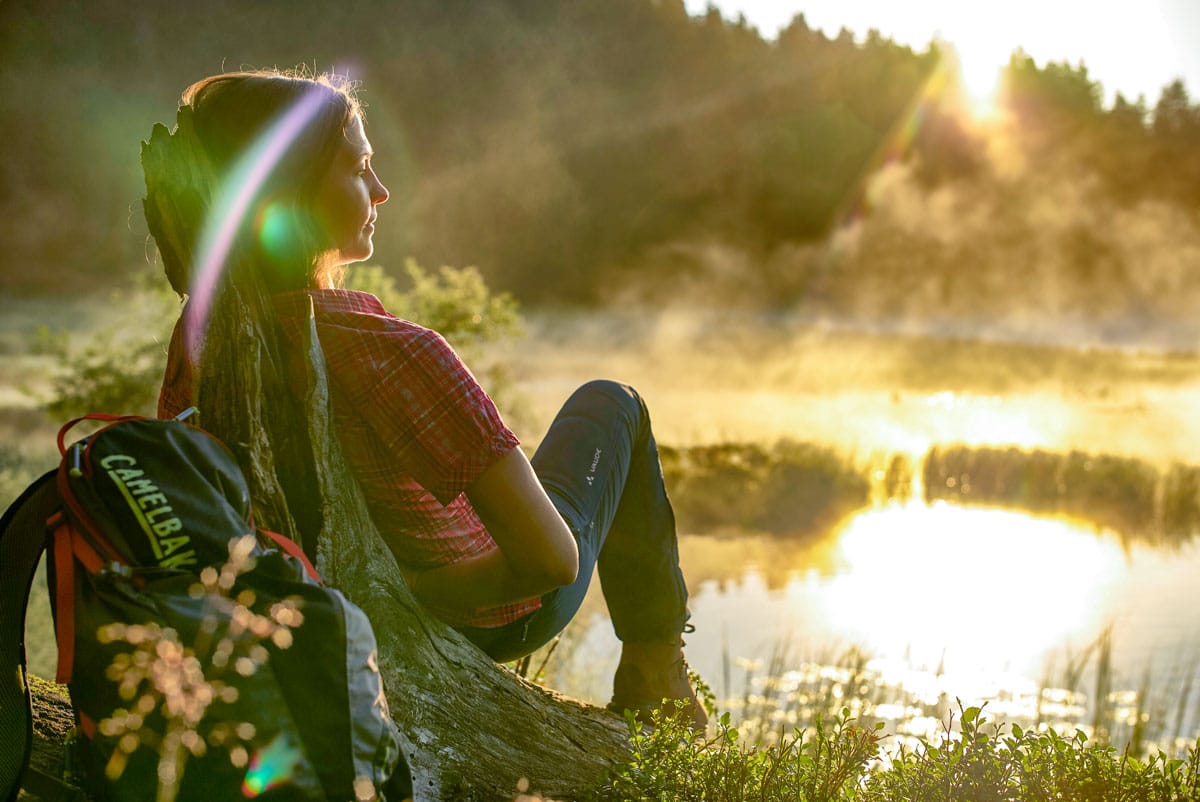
left=399, top=447, right=578, bottom=611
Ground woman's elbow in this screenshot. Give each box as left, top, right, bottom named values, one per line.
left=543, top=539, right=579, bottom=589
left=513, top=551, right=576, bottom=594
left=530, top=529, right=578, bottom=590
left=559, top=548, right=580, bottom=587
left=501, top=521, right=578, bottom=592
left=529, top=511, right=578, bottom=589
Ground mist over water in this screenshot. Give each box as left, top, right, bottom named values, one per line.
left=603, top=114, right=1200, bottom=353
left=511, top=304, right=1200, bottom=470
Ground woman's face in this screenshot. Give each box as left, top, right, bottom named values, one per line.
left=312, top=114, right=389, bottom=266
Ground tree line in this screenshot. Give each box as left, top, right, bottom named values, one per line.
left=2, top=0, right=1197, bottom=316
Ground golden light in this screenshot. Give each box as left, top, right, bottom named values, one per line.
left=934, top=35, right=1007, bottom=123
left=956, top=49, right=1005, bottom=121
left=819, top=503, right=1126, bottom=679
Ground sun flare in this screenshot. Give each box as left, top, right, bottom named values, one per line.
left=956, top=49, right=1004, bottom=121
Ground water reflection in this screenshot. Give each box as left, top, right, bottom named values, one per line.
left=817, top=503, right=1125, bottom=677
left=550, top=501, right=1200, bottom=753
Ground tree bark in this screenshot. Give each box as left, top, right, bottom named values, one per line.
left=194, top=280, right=632, bottom=800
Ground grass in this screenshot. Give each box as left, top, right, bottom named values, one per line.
left=510, top=604, right=1200, bottom=800
left=698, top=629, right=1200, bottom=761
left=500, top=614, right=1200, bottom=801
left=585, top=706, right=883, bottom=801
left=583, top=702, right=1200, bottom=801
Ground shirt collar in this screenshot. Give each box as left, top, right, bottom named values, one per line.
left=273, top=288, right=390, bottom=320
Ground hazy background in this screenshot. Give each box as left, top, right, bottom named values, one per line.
left=2, top=0, right=1199, bottom=351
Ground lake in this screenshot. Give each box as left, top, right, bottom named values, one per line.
left=540, top=501, right=1200, bottom=751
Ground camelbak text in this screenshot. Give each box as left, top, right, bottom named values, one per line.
left=99, top=453, right=196, bottom=568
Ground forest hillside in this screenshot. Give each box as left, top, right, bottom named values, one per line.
left=2, top=0, right=1199, bottom=343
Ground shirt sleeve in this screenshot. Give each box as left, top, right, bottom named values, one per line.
left=328, top=321, right=520, bottom=506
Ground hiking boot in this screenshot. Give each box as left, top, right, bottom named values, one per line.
left=606, top=640, right=708, bottom=734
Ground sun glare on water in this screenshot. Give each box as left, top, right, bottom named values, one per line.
left=817, top=503, right=1126, bottom=680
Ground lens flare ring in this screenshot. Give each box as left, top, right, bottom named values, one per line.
left=184, top=88, right=328, bottom=355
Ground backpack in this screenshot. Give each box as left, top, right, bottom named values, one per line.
left=1, top=412, right=411, bottom=802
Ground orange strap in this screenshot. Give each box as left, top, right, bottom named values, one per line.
left=51, top=523, right=76, bottom=685
left=56, top=413, right=143, bottom=457
left=56, top=467, right=121, bottom=565
left=66, top=523, right=107, bottom=576
left=50, top=515, right=122, bottom=684
left=260, top=529, right=321, bottom=582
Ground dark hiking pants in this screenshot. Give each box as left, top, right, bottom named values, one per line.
left=456, top=380, right=690, bottom=662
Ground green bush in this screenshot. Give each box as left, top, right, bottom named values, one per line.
left=923, top=444, right=1197, bottom=547
left=344, top=260, right=522, bottom=354
left=46, top=273, right=179, bottom=419
left=586, top=707, right=882, bottom=801
left=861, top=703, right=1200, bottom=802
left=46, top=260, right=526, bottom=423
left=660, top=440, right=870, bottom=537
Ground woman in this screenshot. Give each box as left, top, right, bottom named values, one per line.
left=150, top=69, right=706, bottom=732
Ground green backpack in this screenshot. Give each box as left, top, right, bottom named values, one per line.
left=1, top=412, right=411, bottom=801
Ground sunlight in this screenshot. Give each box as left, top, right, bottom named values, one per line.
left=956, top=49, right=1004, bottom=121
left=930, top=32, right=1007, bottom=123
left=922, top=391, right=1048, bottom=448
left=820, top=503, right=1127, bottom=679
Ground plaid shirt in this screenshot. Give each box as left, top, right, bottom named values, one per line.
left=158, top=289, right=537, bottom=628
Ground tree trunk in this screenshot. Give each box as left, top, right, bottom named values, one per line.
left=194, top=280, right=632, bottom=800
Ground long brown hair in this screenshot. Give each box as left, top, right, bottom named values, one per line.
left=171, top=69, right=362, bottom=292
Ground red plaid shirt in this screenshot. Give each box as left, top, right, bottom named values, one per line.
left=158, top=289, right=538, bottom=628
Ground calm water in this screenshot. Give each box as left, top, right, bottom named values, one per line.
left=547, top=501, right=1200, bottom=747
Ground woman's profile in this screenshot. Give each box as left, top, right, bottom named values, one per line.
left=146, top=68, right=707, bottom=734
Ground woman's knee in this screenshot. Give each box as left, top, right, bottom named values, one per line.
left=565, top=379, right=648, bottom=438
left=571, top=379, right=644, bottom=416
left=573, top=378, right=636, bottom=400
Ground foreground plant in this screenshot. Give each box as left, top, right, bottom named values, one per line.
left=96, top=535, right=304, bottom=802
left=587, top=700, right=1200, bottom=801
left=586, top=706, right=881, bottom=802
left=860, top=701, right=1200, bottom=801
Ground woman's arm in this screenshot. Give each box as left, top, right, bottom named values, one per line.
left=399, top=446, right=579, bottom=611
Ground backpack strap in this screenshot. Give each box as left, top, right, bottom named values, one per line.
left=259, top=528, right=321, bottom=582
left=0, top=470, right=60, bottom=802
left=55, top=414, right=144, bottom=460
left=50, top=519, right=75, bottom=686
left=47, top=514, right=115, bottom=686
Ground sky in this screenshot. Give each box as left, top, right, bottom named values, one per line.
left=685, top=0, right=1200, bottom=108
